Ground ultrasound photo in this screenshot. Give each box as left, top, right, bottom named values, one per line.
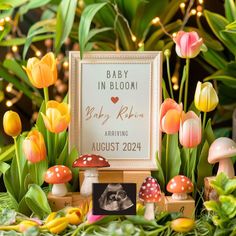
left=93, top=183, right=136, bottom=215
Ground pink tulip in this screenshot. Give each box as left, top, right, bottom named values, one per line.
left=179, top=111, right=201, bottom=148
left=160, top=98, right=182, bottom=134
left=173, top=31, right=203, bottom=58
left=87, top=210, right=105, bottom=224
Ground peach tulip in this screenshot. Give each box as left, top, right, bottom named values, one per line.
left=3, top=110, right=22, bottom=137
left=173, top=31, right=203, bottom=58
left=41, top=100, right=70, bottom=133
left=23, top=130, right=46, bottom=163
left=23, top=52, right=57, bottom=88
left=160, top=98, right=182, bottom=134
left=194, top=81, right=219, bottom=112
left=179, top=111, right=201, bottom=148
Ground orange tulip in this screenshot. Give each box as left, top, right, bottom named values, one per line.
left=3, top=110, right=22, bottom=137
left=179, top=111, right=201, bottom=148
left=41, top=101, right=70, bottom=133
left=23, top=52, right=57, bottom=88
left=159, top=98, right=182, bottom=134
left=23, top=130, right=46, bottom=163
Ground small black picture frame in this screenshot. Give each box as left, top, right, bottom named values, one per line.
left=93, top=183, right=136, bottom=215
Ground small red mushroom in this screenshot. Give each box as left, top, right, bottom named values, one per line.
left=44, top=165, right=72, bottom=197
left=166, top=175, right=193, bottom=200
left=139, top=176, right=162, bottom=220
left=73, top=154, right=110, bottom=196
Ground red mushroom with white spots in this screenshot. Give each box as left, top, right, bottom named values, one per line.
left=166, top=175, right=193, bottom=200
left=73, top=154, right=110, bottom=197
left=44, top=165, right=72, bottom=197
left=139, top=176, right=162, bottom=220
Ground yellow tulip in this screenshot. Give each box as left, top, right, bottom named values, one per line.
left=3, top=110, right=22, bottom=137
left=171, top=218, right=195, bottom=233
left=41, top=100, right=70, bottom=133
left=65, top=208, right=83, bottom=225
left=23, top=130, right=47, bottom=163
left=23, top=52, right=57, bottom=88
left=41, top=217, right=68, bottom=234
left=194, top=81, right=218, bottom=112
left=0, top=220, right=39, bottom=233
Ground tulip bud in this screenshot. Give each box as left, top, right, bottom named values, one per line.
left=23, top=130, right=46, bottom=163
left=23, top=52, right=57, bottom=88
left=173, top=31, right=203, bottom=58
left=42, top=217, right=68, bottom=234
left=65, top=208, right=83, bottom=225
left=41, top=100, right=70, bottom=133
left=3, top=111, right=22, bottom=137
left=179, top=111, right=201, bottom=148
left=171, top=218, right=195, bottom=232
left=194, top=81, right=219, bottom=112
left=87, top=210, right=105, bottom=224
left=18, top=220, right=39, bottom=232
left=159, top=98, right=182, bottom=134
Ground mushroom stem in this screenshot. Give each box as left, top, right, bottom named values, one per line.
left=218, top=158, right=235, bottom=178
left=80, top=168, right=98, bottom=197
left=144, top=202, right=155, bottom=220
left=172, top=193, right=187, bottom=200
left=52, top=183, right=68, bottom=197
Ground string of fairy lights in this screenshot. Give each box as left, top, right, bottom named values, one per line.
left=0, top=0, right=204, bottom=117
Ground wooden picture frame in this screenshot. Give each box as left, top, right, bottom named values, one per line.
left=69, top=51, right=162, bottom=170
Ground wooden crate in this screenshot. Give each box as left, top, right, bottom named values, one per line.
left=47, top=192, right=91, bottom=211
left=164, top=196, right=195, bottom=218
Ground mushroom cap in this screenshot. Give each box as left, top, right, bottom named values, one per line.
left=167, top=175, right=193, bottom=194
left=72, top=154, right=110, bottom=168
left=44, top=165, right=72, bottom=184
left=208, top=137, right=236, bottom=164
left=139, top=176, right=162, bottom=203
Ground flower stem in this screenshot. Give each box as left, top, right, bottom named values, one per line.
left=184, top=58, right=190, bottom=112
left=202, top=112, right=207, bottom=130
left=54, top=133, right=58, bottom=161
left=13, top=137, right=22, bottom=188
left=166, top=56, right=174, bottom=99
left=43, top=87, right=49, bottom=104
left=166, top=134, right=170, bottom=183
left=187, top=148, right=191, bottom=179
left=34, top=163, right=38, bottom=185
left=43, top=87, right=52, bottom=165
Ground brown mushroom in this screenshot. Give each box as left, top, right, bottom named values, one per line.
left=139, top=176, right=162, bottom=220
left=44, top=165, right=72, bottom=197
left=166, top=175, right=193, bottom=200
left=73, top=154, right=110, bottom=196
left=208, top=137, right=236, bottom=178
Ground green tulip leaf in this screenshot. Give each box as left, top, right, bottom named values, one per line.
left=79, top=2, right=108, bottom=58
left=25, top=184, right=51, bottom=218
left=55, top=0, right=77, bottom=53
left=19, top=0, right=51, bottom=15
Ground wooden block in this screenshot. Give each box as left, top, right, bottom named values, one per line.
left=204, top=177, right=218, bottom=201
left=123, top=171, right=151, bottom=194
left=164, top=196, right=195, bottom=218
left=72, top=192, right=92, bottom=207
left=47, top=192, right=72, bottom=211
left=156, top=193, right=166, bottom=212
left=79, top=170, right=151, bottom=196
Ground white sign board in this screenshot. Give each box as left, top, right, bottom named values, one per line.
left=69, top=52, right=162, bottom=170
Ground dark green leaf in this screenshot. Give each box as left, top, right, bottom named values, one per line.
left=66, top=148, right=79, bottom=191
left=197, top=141, right=212, bottom=190
left=55, top=0, right=77, bottom=53
left=152, top=152, right=165, bottom=191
